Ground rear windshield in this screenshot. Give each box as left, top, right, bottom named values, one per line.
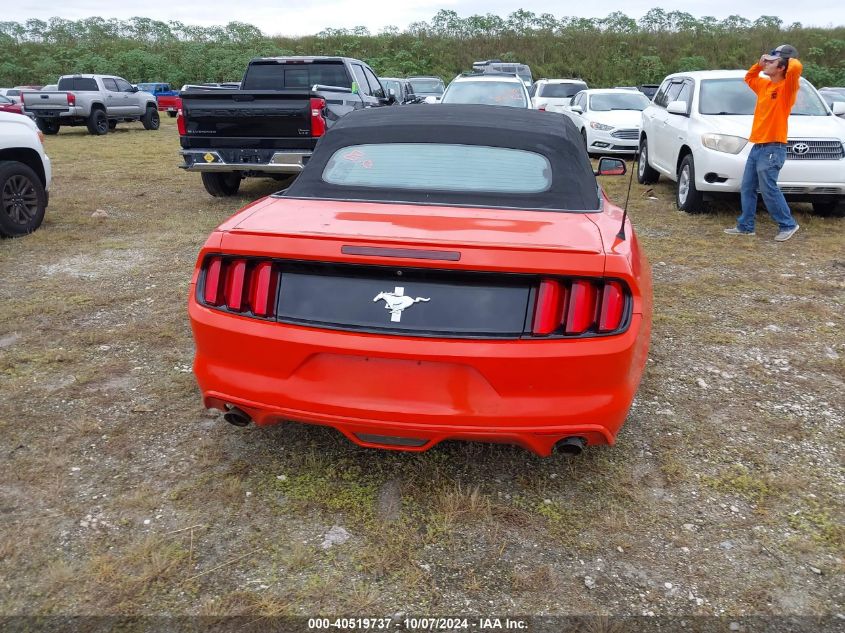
left=539, top=83, right=587, bottom=98
left=322, top=143, right=551, bottom=194
left=443, top=81, right=527, bottom=108
left=699, top=78, right=827, bottom=116
left=408, top=79, right=444, bottom=94
left=58, top=77, right=99, bottom=91
left=589, top=92, right=650, bottom=111
left=242, top=62, right=351, bottom=90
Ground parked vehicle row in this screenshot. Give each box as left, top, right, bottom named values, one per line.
left=23, top=74, right=159, bottom=135
left=137, top=82, right=182, bottom=117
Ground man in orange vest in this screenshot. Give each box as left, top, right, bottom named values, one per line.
left=725, top=44, right=803, bottom=241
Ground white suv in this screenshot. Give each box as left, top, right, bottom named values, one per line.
left=0, top=111, right=51, bottom=236
left=638, top=70, right=845, bottom=215
left=529, top=79, right=588, bottom=112
left=441, top=73, right=531, bottom=109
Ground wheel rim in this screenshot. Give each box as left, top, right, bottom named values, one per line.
left=2, top=174, right=38, bottom=226
left=152, top=113, right=159, bottom=129
left=678, top=165, right=690, bottom=204
left=97, top=115, right=107, bottom=134
left=639, top=144, right=647, bottom=177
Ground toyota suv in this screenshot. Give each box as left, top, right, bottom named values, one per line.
left=638, top=70, right=845, bottom=215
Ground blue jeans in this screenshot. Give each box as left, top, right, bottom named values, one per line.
left=737, top=143, right=797, bottom=232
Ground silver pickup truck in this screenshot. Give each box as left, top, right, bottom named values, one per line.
left=22, top=74, right=159, bottom=135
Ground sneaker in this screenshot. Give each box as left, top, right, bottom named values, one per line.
left=724, top=227, right=756, bottom=236
left=774, top=225, right=800, bottom=242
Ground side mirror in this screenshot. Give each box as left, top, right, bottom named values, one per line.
left=570, top=105, right=583, bottom=114
left=595, top=157, right=627, bottom=176
left=129, top=86, right=139, bottom=93
left=831, top=102, right=845, bottom=115
left=666, top=100, right=687, bottom=115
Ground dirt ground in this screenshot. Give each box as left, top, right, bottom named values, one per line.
left=0, top=118, right=842, bottom=628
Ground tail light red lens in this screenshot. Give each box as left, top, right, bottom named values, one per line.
left=203, top=256, right=224, bottom=305
left=532, top=277, right=629, bottom=337
left=532, top=279, right=565, bottom=335
left=597, top=281, right=624, bottom=332
left=249, top=261, right=279, bottom=317
left=223, top=259, right=248, bottom=311
left=67, top=92, right=76, bottom=107
left=200, top=256, right=280, bottom=318
left=310, top=97, right=326, bottom=137
left=565, top=280, right=598, bottom=335
left=176, top=109, right=186, bottom=135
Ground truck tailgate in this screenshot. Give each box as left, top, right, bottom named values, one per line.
left=180, top=90, right=314, bottom=150
left=22, top=92, right=72, bottom=113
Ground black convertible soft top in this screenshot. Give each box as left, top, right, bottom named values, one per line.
left=282, top=104, right=600, bottom=211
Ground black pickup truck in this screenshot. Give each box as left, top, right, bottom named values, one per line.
left=179, top=56, right=393, bottom=196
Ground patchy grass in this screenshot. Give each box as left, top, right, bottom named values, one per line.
left=0, top=118, right=842, bottom=618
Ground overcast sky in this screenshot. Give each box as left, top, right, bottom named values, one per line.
left=7, top=1, right=844, bottom=36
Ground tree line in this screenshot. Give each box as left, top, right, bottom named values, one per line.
left=1, top=9, right=843, bottom=88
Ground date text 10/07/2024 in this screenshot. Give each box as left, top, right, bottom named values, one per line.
left=307, top=617, right=529, bottom=630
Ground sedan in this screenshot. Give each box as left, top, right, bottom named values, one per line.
left=564, top=89, right=651, bottom=155
left=188, top=105, right=652, bottom=457
left=0, top=95, right=24, bottom=115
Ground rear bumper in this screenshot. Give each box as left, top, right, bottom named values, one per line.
left=179, top=150, right=311, bottom=173
left=189, top=298, right=650, bottom=456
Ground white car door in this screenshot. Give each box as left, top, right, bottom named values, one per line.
left=650, top=81, right=685, bottom=174
left=661, top=80, right=694, bottom=173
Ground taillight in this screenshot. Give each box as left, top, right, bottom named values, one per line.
left=249, top=261, right=279, bottom=317
left=20, top=92, right=26, bottom=105
left=597, top=282, right=624, bottom=332
left=203, top=256, right=224, bottom=305
left=200, top=256, right=280, bottom=318
left=532, top=278, right=629, bottom=337
left=532, top=279, right=565, bottom=335
left=176, top=109, right=186, bottom=135
left=564, top=280, right=598, bottom=335
left=66, top=92, right=76, bottom=107
left=224, top=259, right=248, bottom=311
left=310, top=97, right=326, bottom=137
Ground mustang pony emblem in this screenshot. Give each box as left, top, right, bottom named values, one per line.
left=373, top=287, right=430, bottom=322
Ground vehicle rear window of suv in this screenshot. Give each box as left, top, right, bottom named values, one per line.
left=539, top=83, right=587, bottom=98
left=322, top=143, right=551, bottom=194
left=57, top=78, right=99, bottom=91
left=242, top=62, right=351, bottom=90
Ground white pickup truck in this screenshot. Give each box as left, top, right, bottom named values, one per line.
left=0, top=111, right=51, bottom=236
left=22, top=74, right=159, bottom=136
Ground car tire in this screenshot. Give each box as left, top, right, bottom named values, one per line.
left=676, top=154, right=706, bottom=213
left=167, top=111, right=177, bottom=118
left=36, top=118, right=60, bottom=135
left=142, top=106, right=160, bottom=130
left=637, top=137, right=660, bottom=184
left=108, top=120, right=117, bottom=131
left=581, top=129, right=589, bottom=154
left=0, top=160, right=47, bottom=237
left=201, top=172, right=241, bottom=197
left=87, top=109, right=108, bottom=135
left=811, top=200, right=844, bottom=217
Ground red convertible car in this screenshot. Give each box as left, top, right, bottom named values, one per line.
left=188, top=105, right=652, bottom=456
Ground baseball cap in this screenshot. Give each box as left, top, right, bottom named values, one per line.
left=762, top=44, right=799, bottom=61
